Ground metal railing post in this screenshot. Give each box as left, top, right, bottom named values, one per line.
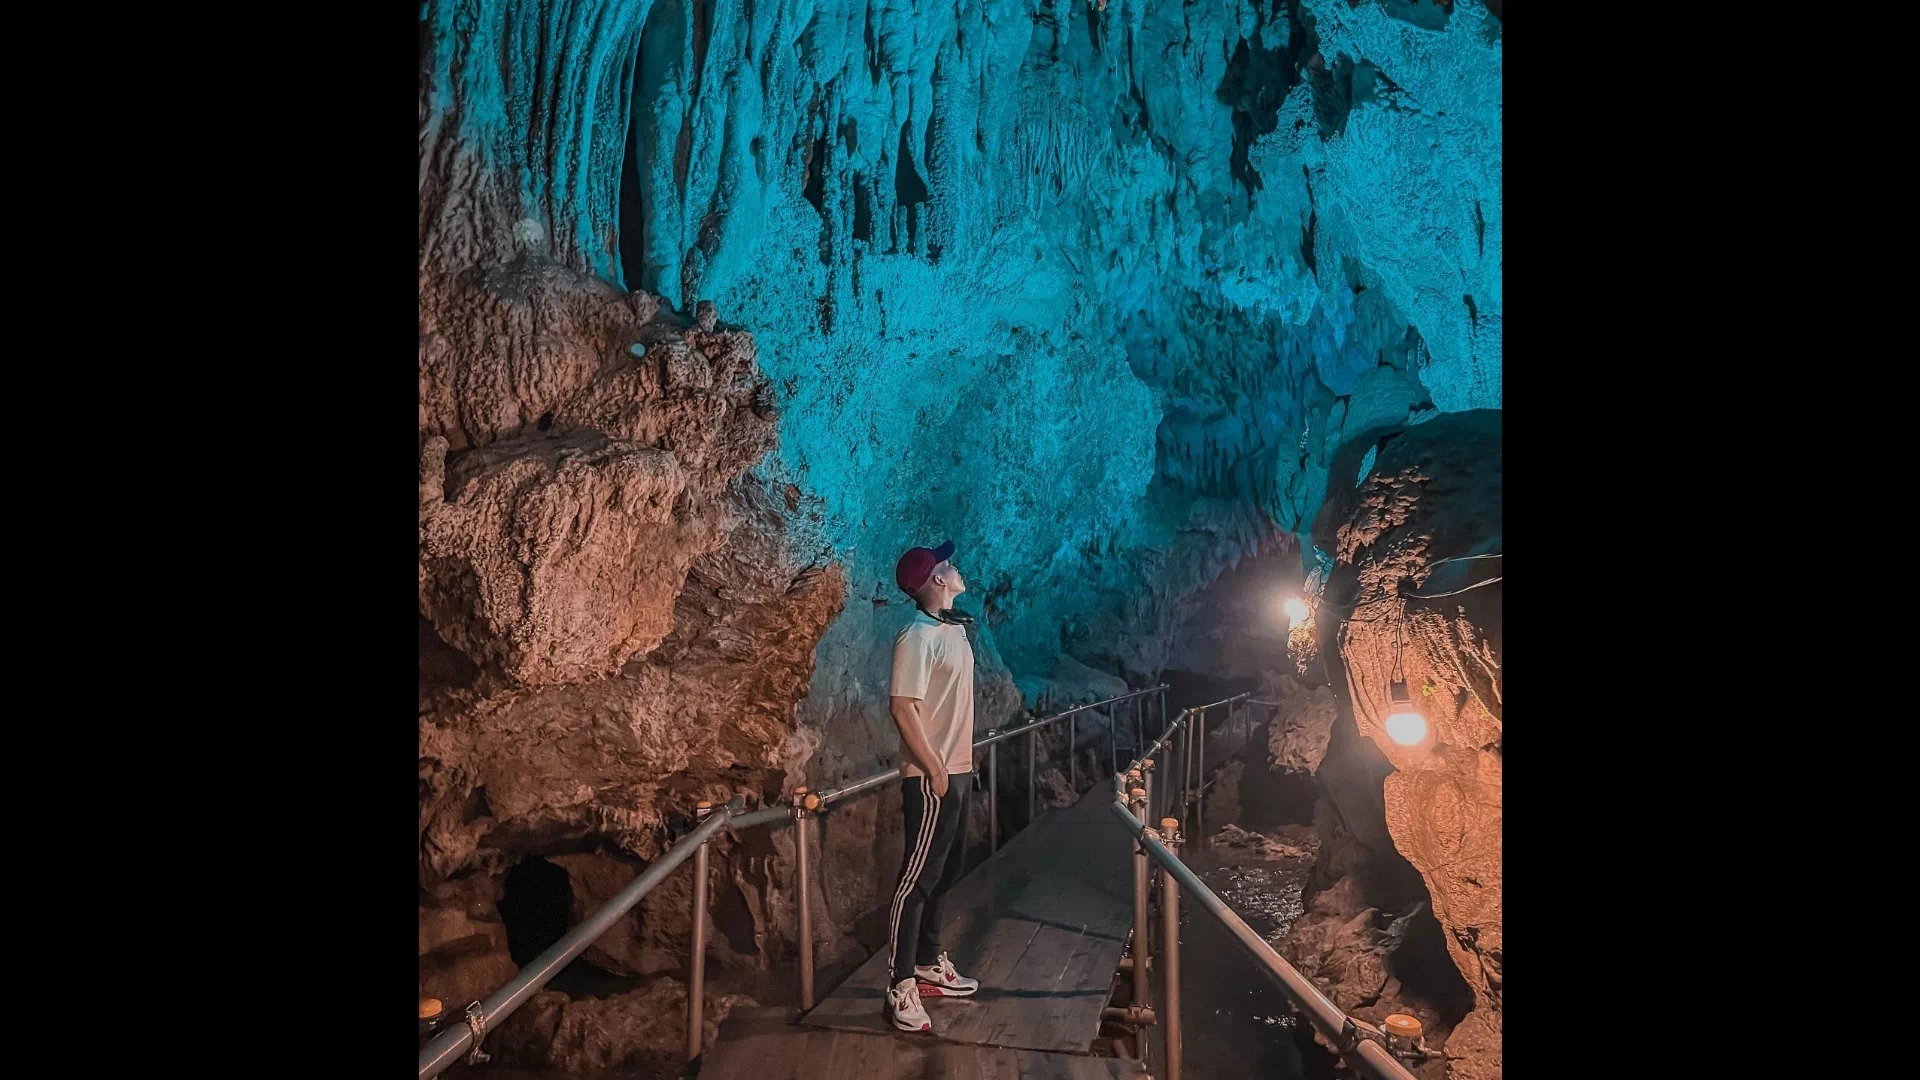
left=988, top=729, right=999, bottom=853
left=1068, top=711, right=1077, bottom=791
left=1027, top=722, right=1037, bottom=824
left=687, top=800, right=713, bottom=1063
left=1129, top=781, right=1151, bottom=1011
left=1108, top=704, right=1117, bottom=776
left=1179, top=710, right=1193, bottom=828
left=792, top=788, right=819, bottom=1010
left=1133, top=694, right=1143, bottom=757
left=1182, top=707, right=1198, bottom=791
left=1142, top=759, right=1156, bottom=839
left=1160, top=817, right=1183, bottom=1080
left=1193, top=709, right=1205, bottom=839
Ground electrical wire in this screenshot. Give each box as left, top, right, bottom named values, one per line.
left=1404, top=575, right=1502, bottom=600
left=1313, top=553, right=1503, bottom=621
left=1426, top=553, right=1502, bottom=568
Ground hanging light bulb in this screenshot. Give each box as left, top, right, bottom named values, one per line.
left=1283, top=596, right=1309, bottom=625
left=1385, top=679, right=1428, bottom=746
left=1384, top=616, right=1428, bottom=747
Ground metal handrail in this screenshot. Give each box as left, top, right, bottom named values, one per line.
left=419, top=797, right=744, bottom=1078
left=972, top=684, right=1161, bottom=750
left=730, top=685, right=1168, bottom=829
left=1107, top=800, right=1418, bottom=1080
left=732, top=685, right=1168, bottom=828
left=1195, top=695, right=1263, bottom=799
left=420, top=684, right=1169, bottom=1076
left=1119, top=702, right=1198, bottom=784
left=1116, top=691, right=1256, bottom=825
left=1185, top=690, right=1254, bottom=715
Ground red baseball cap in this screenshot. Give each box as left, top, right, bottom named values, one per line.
left=895, top=540, right=956, bottom=594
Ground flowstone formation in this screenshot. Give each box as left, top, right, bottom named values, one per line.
left=418, top=17, right=859, bottom=1044
left=1274, top=409, right=1501, bottom=1079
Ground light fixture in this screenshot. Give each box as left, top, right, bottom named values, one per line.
left=1384, top=616, right=1428, bottom=747
left=1385, top=680, right=1428, bottom=746
left=1283, top=596, right=1309, bottom=626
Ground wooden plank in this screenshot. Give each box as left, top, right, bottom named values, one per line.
left=798, top=785, right=1137, bottom=1055
left=702, top=1017, right=1149, bottom=1080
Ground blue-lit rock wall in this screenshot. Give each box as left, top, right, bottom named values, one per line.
left=422, top=0, right=1499, bottom=694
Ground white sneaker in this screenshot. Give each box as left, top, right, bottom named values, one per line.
left=886, top=977, right=932, bottom=1032
left=914, top=951, right=980, bottom=997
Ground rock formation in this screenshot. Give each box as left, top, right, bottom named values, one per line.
left=1278, top=409, right=1502, bottom=1079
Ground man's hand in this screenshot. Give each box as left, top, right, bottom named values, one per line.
left=890, top=695, right=949, bottom=797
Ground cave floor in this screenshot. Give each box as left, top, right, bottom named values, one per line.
left=703, top=784, right=1138, bottom=1078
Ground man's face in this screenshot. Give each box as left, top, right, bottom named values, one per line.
left=933, top=560, right=966, bottom=596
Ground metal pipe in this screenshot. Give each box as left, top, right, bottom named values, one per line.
left=988, top=731, right=999, bottom=853
left=687, top=801, right=713, bottom=1062
left=792, top=790, right=817, bottom=1010
left=418, top=798, right=740, bottom=1079
left=729, top=804, right=796, bottom=829
left=1133, top=695, right=1143, bottom=757
left=1105, top=801, right=1417, bottom=1080
left=1160, top=817, right=1182, bottom=1080
left=1129, top=784, right=1150, bottom=1010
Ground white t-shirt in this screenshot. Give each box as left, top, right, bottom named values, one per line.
left=890, top=609, right=975, bottom=776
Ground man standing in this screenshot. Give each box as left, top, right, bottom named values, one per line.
left=884, top=539, right=983, bottom=1033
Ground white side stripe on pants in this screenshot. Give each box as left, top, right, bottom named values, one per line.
left=887, top=775, right=942, bottom=979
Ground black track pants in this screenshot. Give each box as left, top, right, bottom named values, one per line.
left=889, top=772, right=971, bottom=985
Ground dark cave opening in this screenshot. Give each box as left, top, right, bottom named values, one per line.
left=497, top=854, right=654, bottom=999
left=498, top=856, right=576, bottom=967
left=711, top=871, right=758, bottom=962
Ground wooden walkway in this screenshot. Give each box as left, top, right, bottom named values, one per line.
left=702, top=1012, right=1147, bottom=1079
left=702, top=784, right=1142, bottom=1079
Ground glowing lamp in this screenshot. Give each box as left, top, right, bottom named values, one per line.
left=1384, top=679, right=1428, bottom=747
left=1283, top=596, right=1309, bottom=625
